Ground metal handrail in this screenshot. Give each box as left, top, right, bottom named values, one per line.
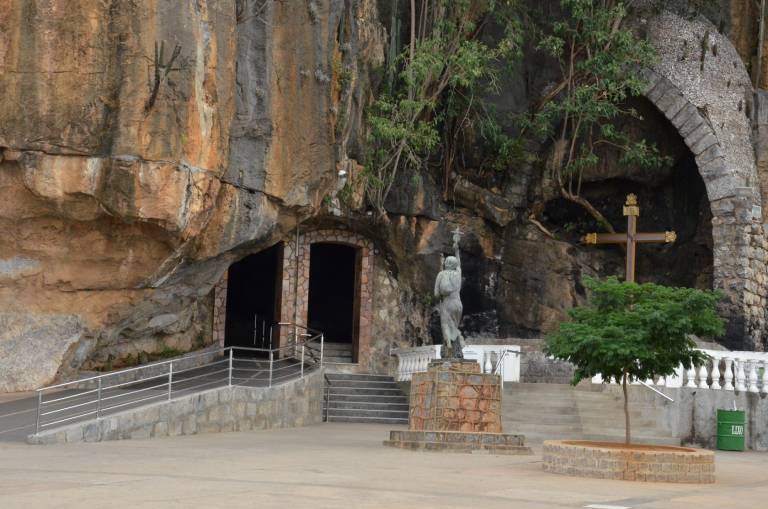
left=491, top=349, right=520, bottom=390
left=323, top=373, right=333, bottom=422
left=33, top=322, right=325, bottom=435
left=638, top=379, right=675, bottom=402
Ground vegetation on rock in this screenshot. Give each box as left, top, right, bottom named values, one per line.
left=544, top=277, right=724, bottom=444
left=363, top=0, right=522, bottom=220
left=525, top=0, right=669, bottom=232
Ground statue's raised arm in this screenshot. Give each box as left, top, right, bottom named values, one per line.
left=452, top=227, right=461, bottom=279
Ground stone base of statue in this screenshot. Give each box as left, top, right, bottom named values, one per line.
left=383, top=359, right=532, bottom=455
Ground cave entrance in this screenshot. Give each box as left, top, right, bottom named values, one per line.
left=224, top=244, right=283, bottom=355
left=307, top=242, right=359, bottom=363
left=541, top=96, right=714, bottom=291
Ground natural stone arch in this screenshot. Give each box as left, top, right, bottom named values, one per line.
left=279, top=229, right=375, bottom=365
left=641, top=12, right=767, bottom=350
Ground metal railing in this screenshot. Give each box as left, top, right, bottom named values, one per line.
left=33, top=323, right=323, bottom=435
left=491, top=349, right=521, bottom=390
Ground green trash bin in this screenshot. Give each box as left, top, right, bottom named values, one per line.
left=717, top=409, right=745, bottom=451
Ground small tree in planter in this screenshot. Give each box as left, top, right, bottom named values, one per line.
left=545, top=277, right=724, bottom=444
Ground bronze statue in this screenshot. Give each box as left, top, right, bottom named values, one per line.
left=434, top=228, right=465, bottom=358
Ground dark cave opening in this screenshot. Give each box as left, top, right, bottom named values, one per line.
left=224, top=244, right=283, bottom=353
left=543, top=153, right=713, bottom=290
left=307, top=242, right=358, bottom=345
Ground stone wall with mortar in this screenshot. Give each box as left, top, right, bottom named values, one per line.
left=279, top=228, right=374, bottom=365
left=644, top=11, right=767, bottom=350
left=410, top=362, right=502, bottom=433
left=28, top=370, right=323, bottom=444
left=542, top=440, right=715, bottom=483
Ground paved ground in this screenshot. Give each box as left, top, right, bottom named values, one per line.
left=0, top=423, right=766, bottom=509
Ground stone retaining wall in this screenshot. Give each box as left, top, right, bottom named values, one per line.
left=542, top=440, right=715, bottom=483
left=28, top=370, right=323, bottom=444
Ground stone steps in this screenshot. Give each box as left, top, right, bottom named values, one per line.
left=309, top=342, right=353, bottom=364
left=324, top=373, right=409, bottom=425
left=502, top=382, right=678, bottom=445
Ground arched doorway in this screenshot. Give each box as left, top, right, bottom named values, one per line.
left=223, top=244, right=283, bottom=352
left=307, top=242, right=360, bottom=362
left=279, top=229, right=375, bottom=366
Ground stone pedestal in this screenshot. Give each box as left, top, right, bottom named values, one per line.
left=410, top=360, right=501, bottom=433
left=384, top=359, right=532, bottom=454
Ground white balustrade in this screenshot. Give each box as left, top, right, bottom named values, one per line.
left=710, top=360, right=721, bottom=390
left=686, top=365, right=697, bottom=388
left=736, top=360, right=747, bottom=392
left=697, top=365, right=709, bottom=389
left=748, top=361, right=760, bottom=393
left=723, top=358, right=734, bottom=390
left=591, top=349, right=768, bottom=394
left=393, top=344, right=521, bottom=382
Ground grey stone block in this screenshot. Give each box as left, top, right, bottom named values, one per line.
left=657, top=91, right=688, bottom=118
left=670, top=103, right=699, bottom=129
left=646, top=80, right=670, bottom=103
left=697, top=144, right=724, bottom=166
left=678, top=113, right=705, bottom=138
left=689, top=133, right=719, bottom=155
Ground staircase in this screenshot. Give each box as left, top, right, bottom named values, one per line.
left=310, top=342, right=353, bottom=364
left=503, top=383, right=679, bottom=445
left=324, top=373, right=409, bottom=424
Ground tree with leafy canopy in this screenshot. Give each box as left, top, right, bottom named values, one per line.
left=363, top=0, right=522, bottom=221
left=524, top=0, right=670, bottom=233
left=544, top=277, right=723, bottom=444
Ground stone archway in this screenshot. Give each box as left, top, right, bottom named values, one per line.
left=279, top=229, right=375, bottom=365
left=641, top=12, right=768, bottom=350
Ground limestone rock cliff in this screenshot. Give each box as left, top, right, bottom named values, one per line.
left=0, top=0, right=385, bottom=391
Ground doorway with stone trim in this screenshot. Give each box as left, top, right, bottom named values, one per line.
left=306, top=242, right=360, bottom=363
left=222, top=244, right=283, bottom=354
left=278, top=229, right=375, bottom=368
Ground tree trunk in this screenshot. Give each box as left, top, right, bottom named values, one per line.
left=408, top=0, right=416, bottom=100
left=622, top=371, right=630, bottom=445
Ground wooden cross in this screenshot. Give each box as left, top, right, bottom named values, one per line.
left=582, top=194, right=677, bottom=283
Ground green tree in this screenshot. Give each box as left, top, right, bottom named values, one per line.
left=544, top=277, right=724, bottom=444
left=525, top=0, right=668, bottom=232
left=363, top=0, right=522, bottom=221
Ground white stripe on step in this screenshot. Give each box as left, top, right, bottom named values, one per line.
left=585, top=505, right=631, bottom=509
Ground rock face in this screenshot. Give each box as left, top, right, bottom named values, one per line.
left=1, top=3, right=766, bottom=391
left=0, top=0, right=385, bottom=391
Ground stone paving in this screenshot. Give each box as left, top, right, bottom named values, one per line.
left=0, top=423, right=767, bottom=508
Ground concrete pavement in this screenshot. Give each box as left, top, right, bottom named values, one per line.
left=0, top=423, right=766, bottom=508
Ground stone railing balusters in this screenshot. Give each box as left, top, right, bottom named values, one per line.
left=393, top=344, right=520, bottom=382
left=685, top=365, right=697, bottom=388
left=735, top=360, right=747, bottom=392
left=697, top=364, right=709, bottom=389
left=748, top=361, right=760, bottom=393
left=710, top=359, right=721, bottom=390
left=723, top=358, right=734, bottom=391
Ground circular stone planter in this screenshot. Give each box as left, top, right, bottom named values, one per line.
left=542, top=440, right=714, bottom=483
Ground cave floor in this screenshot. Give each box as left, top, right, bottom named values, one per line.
left=0, top=423, right=766, bottom=508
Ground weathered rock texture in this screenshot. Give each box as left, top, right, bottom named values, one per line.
left=2, top=3, right=768, bottom=391
left=0, top=0, right=385, bottom=391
